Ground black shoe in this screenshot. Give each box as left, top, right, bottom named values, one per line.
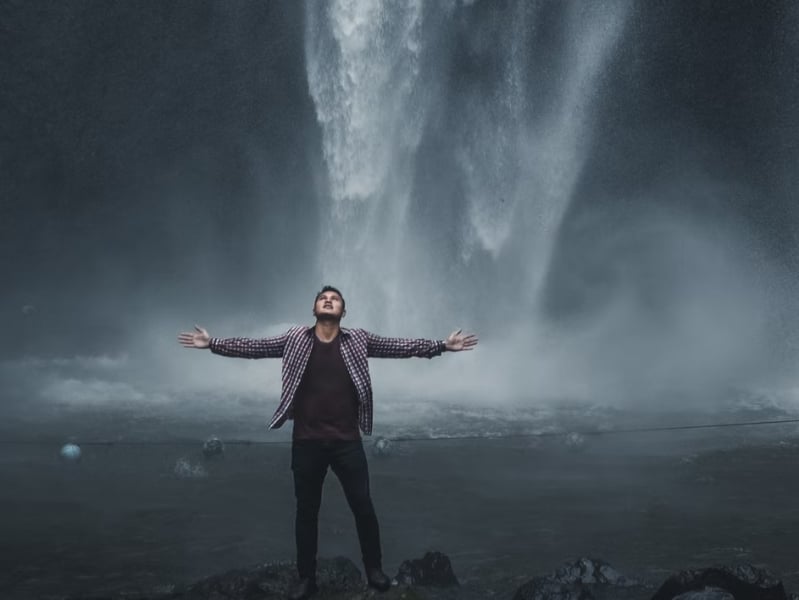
left=366, top=567, right=392, bottom=592
left=288, top=577, right=318, bottom=600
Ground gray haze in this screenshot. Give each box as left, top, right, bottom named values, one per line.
left=2, top=1, right=799, bottom=430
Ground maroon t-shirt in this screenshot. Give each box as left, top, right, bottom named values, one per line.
left=292, top=334, right=360, bottom=440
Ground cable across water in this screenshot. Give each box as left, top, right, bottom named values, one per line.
left=3, top=417, right=799, bottom=447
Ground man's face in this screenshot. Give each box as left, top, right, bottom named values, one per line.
left=313, top=291, right=345, bottom=321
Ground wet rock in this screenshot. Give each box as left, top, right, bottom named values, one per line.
left=60, top=443, right=82, bottom=462
left=513, top=579, right=589, bottom=600
left=173, top=457, right=208, bottom=479
left=673, top=588, right=734, bottom=600
left=513, top=557, right=646, bottom=600
left=202, top=436, right=225, bottom=459
left=550, top=557, right=638, bottom=586
left=58, top=556, right=796, bottom=600
left=372, top=436, right=393, bottom=457
left=173, top=556, right=362, bottom=599
left=394, top=551, right=459, bottom=587
left=564, top=432, right=586, bottom=450
left=651, top=564, right=787, bottom=600
left=315, top=556, right=364, bottom=591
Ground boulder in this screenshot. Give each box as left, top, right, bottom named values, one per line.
left=550, top=557, right=637, bottom=586
left=202, top=436, right=225, bottom=459
left=372, top=436, right=393, bottom=457
left=513, top=557, right=646, bottom=600
left=651, top=564, right=787, bottom=600
left=394, top=551, right=459, bottom=587
left=673, top=588, right=734, bottom=600
left=173, top=556, right=362, bottom=599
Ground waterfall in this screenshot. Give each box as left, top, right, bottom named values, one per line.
left=304, top=0, right=630, bottom=330
left=304, top=0, right=426, bottom=329
left=455, top=1, right=631, bottom=306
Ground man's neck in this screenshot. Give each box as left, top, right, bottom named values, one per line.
left=314, top=320, right=341, bottom=342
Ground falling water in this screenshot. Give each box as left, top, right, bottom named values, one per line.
left=457, top=2, right=630, bottom=304
left=304, top=0, right=426, bottom=329
left=305, top=1, right=630, bottom=332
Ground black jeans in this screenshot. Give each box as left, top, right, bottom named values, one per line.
left=291, top=439, right=382, bottom=579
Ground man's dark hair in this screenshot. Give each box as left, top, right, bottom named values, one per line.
left=316, top=285, right=345, bottom=309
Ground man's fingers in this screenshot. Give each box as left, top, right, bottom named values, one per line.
left=455, top=332, right=478, bottom=341
left=179, top=328, right=210, bottom=349
left=457, top=333, right=478, bottom=351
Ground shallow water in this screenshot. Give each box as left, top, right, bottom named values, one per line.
left=2, top=408, right=799, bottom=599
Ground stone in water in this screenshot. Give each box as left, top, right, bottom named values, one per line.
left=60, top=443, right=82, bottom=461
left=203, top=436, right=225, bottom=459
left=174, top=457, right=208, bottom=479
left=564, top=432, right=586, bottom=450
left=372, top=437, right=392, bottom=457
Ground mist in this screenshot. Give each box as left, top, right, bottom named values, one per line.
left=3, top=0, right=799, bottom=433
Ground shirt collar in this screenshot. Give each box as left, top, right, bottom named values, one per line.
left=305, top=325, right=351, bottom=337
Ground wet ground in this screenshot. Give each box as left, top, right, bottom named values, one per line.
left=1, top=409, right=799, bottom=599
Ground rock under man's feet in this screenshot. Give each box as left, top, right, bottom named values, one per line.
left=288, top=577, right=318, bottom=600
left=366, top=567, right=392, bottom=592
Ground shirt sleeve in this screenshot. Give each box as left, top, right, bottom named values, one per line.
left=208, top=331, right=289, bottom=359
left=366, top=332, right=446, bottom=359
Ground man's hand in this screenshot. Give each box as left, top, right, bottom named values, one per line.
left=445, top=329, right=478, bottom=352
left=178, top=325, right=211, bottom=349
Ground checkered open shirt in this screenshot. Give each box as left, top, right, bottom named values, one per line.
left=209, top=326, right=446, bottom=435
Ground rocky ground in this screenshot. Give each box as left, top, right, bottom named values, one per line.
left=54, top=554, right=799, bottom=600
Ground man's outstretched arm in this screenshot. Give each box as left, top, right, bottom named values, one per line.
left=177, top=325, right=288, bottom=359
left=366, top=329, right=478, bottom=359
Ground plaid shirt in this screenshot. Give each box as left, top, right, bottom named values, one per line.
left=209, top=326, right=446, bottom=435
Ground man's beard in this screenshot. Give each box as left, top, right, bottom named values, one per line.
left=314, top=311, right=342, bottom=323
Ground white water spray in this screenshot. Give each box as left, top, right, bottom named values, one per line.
left=305, top=0, right=426, bottom=328
left=306, top=1, right=630, bottom=331
left=457, top=1, right=631, bottom=306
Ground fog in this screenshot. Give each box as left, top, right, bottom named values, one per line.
left=3, top=1, right=799, bottom=433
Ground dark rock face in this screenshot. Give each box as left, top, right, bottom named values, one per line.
left=513, top=557, right=648, bottom=600
left=651, top=564, right=787, bottom=600
left=394, top=551, right=459, bottom=587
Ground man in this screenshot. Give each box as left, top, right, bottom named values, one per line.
left=178, top=285, right=478, bottom=600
